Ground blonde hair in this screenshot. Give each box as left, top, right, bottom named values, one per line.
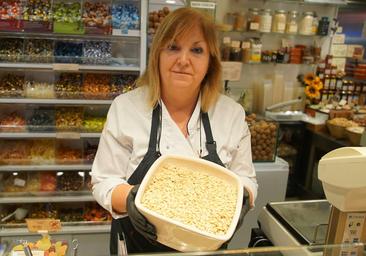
left=136, top=7, right=222, bottom=112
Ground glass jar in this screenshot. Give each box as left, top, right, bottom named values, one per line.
left=247, top=8, right=260, bottom=31
left=221, top=37, right=231, bottom=61
left=286, top=11, right=298, bottom=34
left=311, top=12, right=319, bottom=35
left=230, top=40, right=242, bottom=61
left=272, top=10, right=286, bottom=33
left=241, top=40, right=251, bottom=63
left=259, top=9, right=272, bottom=33
left=223, top=12, right=235, bottom=31
left=299, top=11, right=314, bottom=35
left=233, top=12, right=245, bottom=32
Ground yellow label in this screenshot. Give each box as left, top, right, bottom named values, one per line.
left=52, top=64, right=79, bottom=71
left=26, top=219, right=61, bottom=233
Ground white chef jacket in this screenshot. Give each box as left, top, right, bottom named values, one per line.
left=91, top=86, right=258, bottom=219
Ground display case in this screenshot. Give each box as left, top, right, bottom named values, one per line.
left=0, top=1, right=147, bottom=254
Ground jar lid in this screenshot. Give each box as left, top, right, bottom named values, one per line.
left=249, top=8, right=260, bottom=12
left=275, top=10, right=286, bottom=14
left=289, top=10, right=298, bottom=15
left=303, top=11, right=314, bottom=15
left=260, top=8, right=271, bottom=13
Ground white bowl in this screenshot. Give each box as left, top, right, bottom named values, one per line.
left=135, top=154, right=243, bottom=252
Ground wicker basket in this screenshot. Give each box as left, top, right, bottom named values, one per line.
left=326, top=121, right=346, bottom=139
left=346, top=127, right=365, bottom=146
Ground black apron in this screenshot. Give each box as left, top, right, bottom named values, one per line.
left=110, top=104, right=225, bottom=254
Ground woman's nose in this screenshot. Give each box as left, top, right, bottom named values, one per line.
left=177, top=50, right=190, bottom=66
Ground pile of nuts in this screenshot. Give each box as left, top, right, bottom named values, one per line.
left=246, top=114, right=278, bottom=161
left=83, top=74, right=110, bottom=99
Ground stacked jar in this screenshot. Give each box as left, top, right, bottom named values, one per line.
left=272, top=10, right=286, bottom=33
left=259, top=9, right=272, bottom=33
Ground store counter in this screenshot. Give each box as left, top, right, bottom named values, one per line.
left=229, top=157, right=289, bottom=249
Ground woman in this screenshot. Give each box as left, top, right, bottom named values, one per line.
left=91, top=7, right=258, bottom=254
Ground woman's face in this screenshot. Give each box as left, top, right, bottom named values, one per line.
left=159, top=25, right=210, bottom=96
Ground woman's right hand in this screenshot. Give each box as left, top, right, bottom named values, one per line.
left=126, top=185, right=157, bottom=241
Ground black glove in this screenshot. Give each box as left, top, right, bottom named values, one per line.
left=235, top=188, right=251, bottom=231
left=126, top=184, right=157, bottom=241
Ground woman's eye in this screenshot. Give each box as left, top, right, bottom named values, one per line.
left=191, top=47, right=203, bottom=54
left=167, top=44, right=179, bottom=51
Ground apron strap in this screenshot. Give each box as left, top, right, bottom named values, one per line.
left=201, top=112, right=216, bottom=153
left=148, top=104, right=162, bottom=152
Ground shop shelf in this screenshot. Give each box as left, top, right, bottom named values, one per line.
left=0, top=31, right=140, bottom=40
left=0, top=132, right=101, bottom=138
left=0, top=194, right=94, bottom=204
left=0, top=164, right=92, bottom=172
left=0, top=98, right=113, bottom=105
left=0, top=223, right=110, bottom=236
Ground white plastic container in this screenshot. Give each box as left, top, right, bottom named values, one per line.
left=135, top=154, right=244, bottom=252
left=318, top=147, right=366, bottom=212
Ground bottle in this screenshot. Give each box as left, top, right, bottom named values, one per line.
left=259, top=9, right=272, bottom=33
left=324, top=74, right=330, bottom=90
left=286, top=11, right=298, bottom=34
left=230, top=40, right=242, bottom=61
left=272, top=10, right=286, bottom=33
left=299, top=11, right=314, bottom=35
left=317, top=17, right=330, bottom=36
left=311, top=12, right=318, bottom=35
left=221, top=37, right=231, bottom=61
left=241, top=40, right=251, bottom=63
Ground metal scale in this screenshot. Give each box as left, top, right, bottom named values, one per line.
left=258, top=147, right=366, bottom=255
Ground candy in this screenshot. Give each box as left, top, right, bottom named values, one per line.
left=83, top=1, right=111, bottom=29
left=24, top=39, right=53, bottom=63
left=0, top=0, right=22, bottom=20
left=27, top=108, right=55, bottom=132
left=55, top=73, right=81, bottom=99
left=53, top=2, right=81, bottom=23
left=54, top=41, right=83, bottom=63
left=23, top=0, right=52, bottom=22
left=40, top=171, right=57, bottom=191
left=0, top=140, right=31, bottom=165
left=25, top=80, right=55, bottom=99
left=56, top=107, right=83, bottom=131
left=84, top=143, right=97, bottom=163
left=110, top=74, right=137, bottom=98
left=83, top=41, right=111, bottom=64
left=30, top=139, right=55, bottom=164
left=82, top=74, right=110, bottom=99
left=57, top=171, right=83, bottom=191
left=0, top=38, right=23, bottom=62
left=0, top=112, right=26, bottom=132
left=112, top=3, right=139, bottom=33
left=56, top=146, right=82, bottom=164
left=0, top=74, right=24, bottom=97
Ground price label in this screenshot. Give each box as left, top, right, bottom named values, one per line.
left=26, top=219, right=61, bottom=233
left=190, top=1, right=216, bottom=9
left=222, top=61, right=242, bottom=81
left=14, top=178, right=26, bottom=187
left=56, top=132, right=81, bottom=139
left=52, top=63, right=80, bottom=71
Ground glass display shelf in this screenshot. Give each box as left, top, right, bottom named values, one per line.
left=0, top=223, right=110, bottom=237
left=0, top=98, right=113, bottom=105
left=221, top=61, right=317, bottom=66
left=247, top=0, right=347, bottom=5
left=219, top=30, right=327, bottom=39
left=0, top=193, right=94, bottom=204
left=0, top=165, right=92, bottom=171
left=132, top=243, right=365, bottom=256
left=0, top=31, right=141, bottom=40
left=0, top=132, right=101, bottom=138
left=0, top=61, right=140, bottom=72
